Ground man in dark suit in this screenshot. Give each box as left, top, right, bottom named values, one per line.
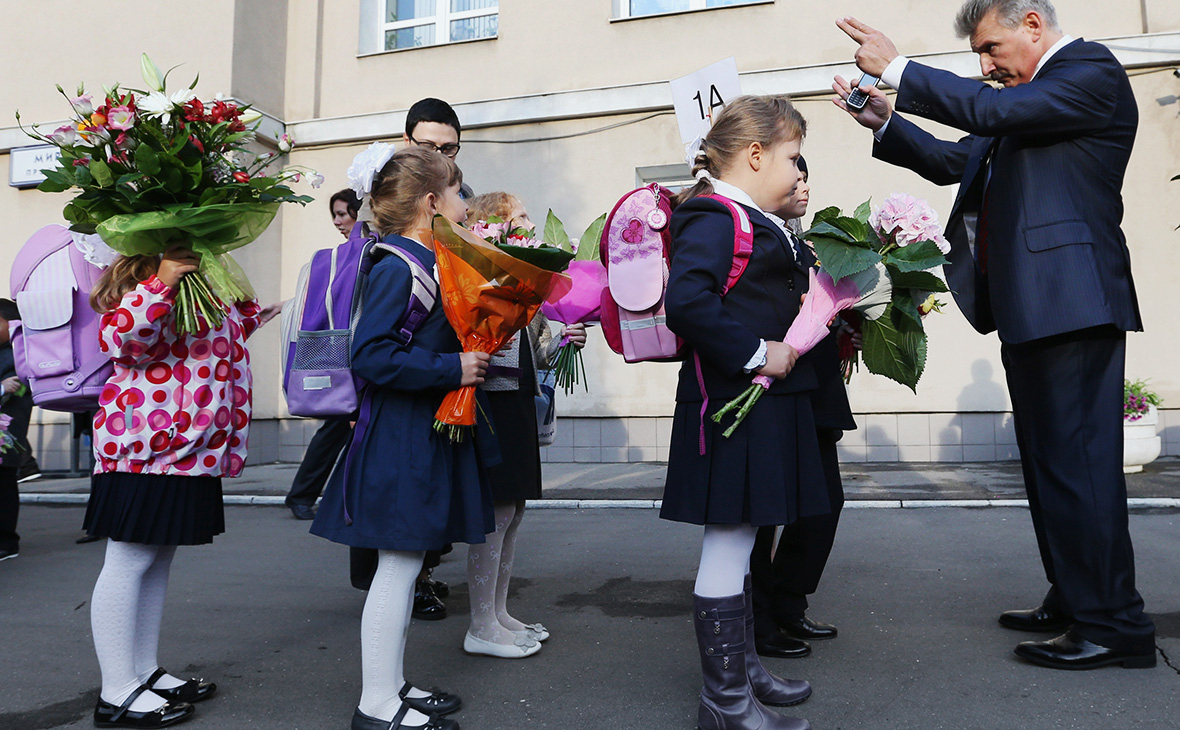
left=832, top=0, right=1155, bottom=670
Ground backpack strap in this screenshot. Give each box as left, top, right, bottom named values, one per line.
left=371, top=243, right=438, bottom=344
left=701, top=194, right=755, bottom=295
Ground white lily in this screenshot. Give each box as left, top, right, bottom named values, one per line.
left=140, top=53, right=165, bottom=92
left=138, top=89, right=197, bottom=124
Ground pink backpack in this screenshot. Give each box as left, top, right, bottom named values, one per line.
left=9, top=225, right=113, bottom=412
left=600, top=185, right=754, bottom=362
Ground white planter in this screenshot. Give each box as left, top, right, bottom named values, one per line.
left=1123, top=405, right=1161, bottom=474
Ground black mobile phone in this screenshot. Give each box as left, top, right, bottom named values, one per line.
left=846, top=73, right=881, bottom=110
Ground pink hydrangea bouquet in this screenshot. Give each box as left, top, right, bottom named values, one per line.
left=713, top=194, right=950, bottom=437
left=19, top=54, right=317, bottom=333
left=537, top=212, right=607, bottom=394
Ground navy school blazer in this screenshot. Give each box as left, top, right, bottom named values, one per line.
left=665, top=196, right=817, bottom=402
left=873, top=38, right=1141, bottom=344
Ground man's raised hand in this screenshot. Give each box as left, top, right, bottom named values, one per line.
left=835, top=16, right=899, bottom=77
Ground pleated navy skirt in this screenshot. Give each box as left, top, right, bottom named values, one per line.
left=83, top=472, right=225, bottom=545
left=661, top=392, right=829, bottom=526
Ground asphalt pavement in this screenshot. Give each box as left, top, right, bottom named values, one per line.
left=3, top=460, right=1179, bottom=730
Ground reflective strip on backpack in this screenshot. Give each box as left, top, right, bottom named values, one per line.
left=618, top=315, right=667, bottom=331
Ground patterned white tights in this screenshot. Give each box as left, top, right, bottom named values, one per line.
left=466, top=500, right=532, bottom=644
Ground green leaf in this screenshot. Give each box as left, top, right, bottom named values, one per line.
left=89, top=159, right=114, bottom=188
left=804, top=221, right=856, bottom=243
left=884, top=268, right=949, bottom=293
left=135, top=144, right=162, bottom=175
left=809, top=206, right=842, bottom=227
left=543, top=209, right=570, bottom=251
left=575, top=213, right=607, bottom=261
left=860, top=304, right=927, bottom=392
left=495, top=242, right=575, bottom=272
left=890, top=290, right=923, bottom=326
left=812, top=236, right=882, bottom=282
left=884, top=240, right=948, bottom=273
left=853, top=198, right=872, bottom=224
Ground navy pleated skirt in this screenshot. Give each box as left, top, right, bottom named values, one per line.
left=661, top=392, right=829, bottom=526
left=84, top=472, right=225, bottom=545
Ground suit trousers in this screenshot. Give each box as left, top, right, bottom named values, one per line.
left=285, top=419, right=353, bottom=506
left=1001, top=325, right=1154, bottom=653
left=0, top=466, right=18, bottom=553
left=750, top=429, right=845, bottom=638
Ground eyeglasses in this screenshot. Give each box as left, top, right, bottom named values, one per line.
left=408, top=134, right=461, bottom=159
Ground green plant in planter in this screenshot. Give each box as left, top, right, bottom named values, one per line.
left=1124, top=379, right=1162, bottom=421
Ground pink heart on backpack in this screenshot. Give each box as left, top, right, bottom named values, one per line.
left=621, top=218, right=644, bottom=244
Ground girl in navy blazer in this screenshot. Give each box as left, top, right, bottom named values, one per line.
left=662, top=96, right=826, bottom=730
left=311, top=146, right=492, bottom=730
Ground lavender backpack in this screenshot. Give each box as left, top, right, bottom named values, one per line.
left=281, top=225, right=437, bottom=418
left=9, top=225, right=114, bottom=412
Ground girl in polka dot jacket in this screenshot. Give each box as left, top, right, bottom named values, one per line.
left=82, top=244, right=279, bottom=728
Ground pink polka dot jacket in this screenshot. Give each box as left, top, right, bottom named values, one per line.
left=92, top=275, right=262, bottom=477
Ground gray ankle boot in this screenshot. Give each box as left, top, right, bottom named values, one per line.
left=693, top=593, right=811, bottom=730
left=743, top=575, right=812, bottom=707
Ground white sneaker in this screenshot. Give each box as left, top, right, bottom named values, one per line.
left=463, top=630, right=541, bottom=658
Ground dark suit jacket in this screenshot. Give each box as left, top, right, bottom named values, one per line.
left=873, top=39, right=1141, bottom=344
left=666, top=196, right=817, bottom=402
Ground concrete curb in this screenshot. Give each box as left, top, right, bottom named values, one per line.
left=19, top=495, right=1180, bottom=510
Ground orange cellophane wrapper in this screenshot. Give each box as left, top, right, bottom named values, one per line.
left=426, top=216, right=572, bottom=438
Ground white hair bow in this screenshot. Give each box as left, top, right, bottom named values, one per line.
left=346, top=142, right=397, bottom=199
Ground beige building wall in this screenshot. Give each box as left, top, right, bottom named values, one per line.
left=2, top=1, right=1178, bottom=468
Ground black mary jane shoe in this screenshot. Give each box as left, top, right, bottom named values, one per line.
left=146, top=667, right=217, bottom=703
left=94, top=685, right=195, bottom=729
left=351, top=705, right=460, bottom=730
left=399, top=681, right=461, bottom=716
left=412, top=580, right=447, bottom=621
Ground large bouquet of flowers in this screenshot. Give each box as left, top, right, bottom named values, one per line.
left=20, top=54, right=316, bottom=333
left=430, top=217, right=572, bottom=441
left=712, top=194, right=950, bottom=437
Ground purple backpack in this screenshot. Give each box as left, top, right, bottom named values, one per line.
left=9, top=224, right=113, bottom=412
left=281, top=224, right=437, bottom=418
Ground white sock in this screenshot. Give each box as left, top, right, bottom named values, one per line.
left=91, top=540, right=168, bottom=712
left=466, top=502, right=518, bottom=644
left=494, top=501, right=530, bottom=632
left=132, top=546, right=186, bottom=691
left=357, top=550, right=431, bottom=725
left=694, top=524, right=758, bottom=598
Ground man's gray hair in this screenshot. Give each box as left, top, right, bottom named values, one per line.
left=954, top=0, right=1060, bottom=38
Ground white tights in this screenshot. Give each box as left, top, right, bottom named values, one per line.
left=694, top=524, right=758, bottom=598
left=357, top=550, right=432, bottom=725
left=466, top=500, right=531, bottom=644
left=91, top=540, right=187, bottom=712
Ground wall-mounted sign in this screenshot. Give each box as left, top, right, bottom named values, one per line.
left=10, top=144, right=62, bottom=188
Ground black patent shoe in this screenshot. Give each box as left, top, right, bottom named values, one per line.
left=147, top=668, right=217, bottom=703
left=428, top=577, right=450, bottom=599
left=999, top=605, right=1071, bottom=633
left=755, top=628, right=812, bottom=659
left=413, top=580, right=447, bottom=621
left=352, top=705, right=459, bottom=730
left=783, top=615, right=838, bottom=641
left=400, top=681, right=461, bottom=716
left=1014, top=630, right=1157, bottom=670
left=94, top=686, right=194, bottom=728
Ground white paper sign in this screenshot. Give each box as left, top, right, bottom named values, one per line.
left=669, top=57, right=742, bottom=145
left=9, top=144, right=62, bottom=188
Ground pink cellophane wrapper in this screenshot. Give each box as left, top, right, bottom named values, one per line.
left=540, top=259, right=608, bottom=327
left=783, top=268, right=864, bottom=356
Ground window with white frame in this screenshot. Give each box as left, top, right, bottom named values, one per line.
left=381, top=0, right=497, bottom=51
left=613, top=0, right=768, bottom=19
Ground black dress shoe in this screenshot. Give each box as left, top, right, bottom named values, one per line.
left=413, top=579, right=447, bottom=621
left=147, top=668, right=217, bottom=703
left=287, top=502, right=316, bottom=520
left=352, top=706, right=459, bottom=730
left=783, top=615, right=838, bottom=641
left=94, top=686, right=195, bottom=728
left=428, top=577, right=450, bottom=599
left=1015, top=630, right=1157, bottom=670
left=999, top=605, right=1071, bottom=633
left=754, top=628, right=812, bottom=659
left=400, top=681, right=461, bottom=716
